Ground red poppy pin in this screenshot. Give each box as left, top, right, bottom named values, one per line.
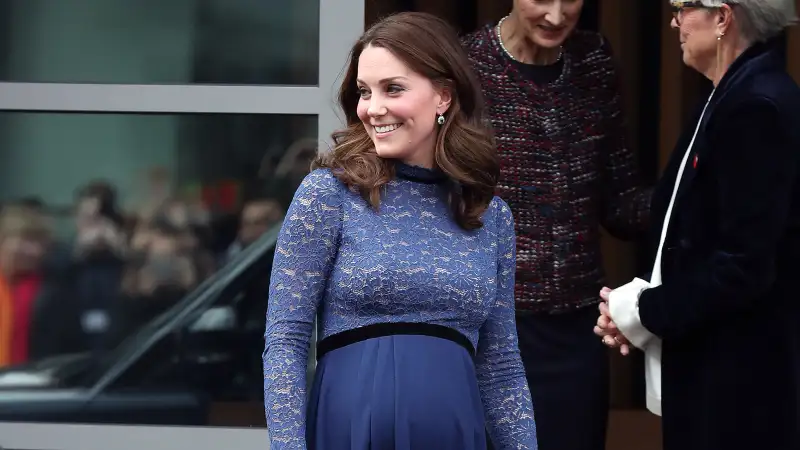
left=693, top=154, right=698, bottom=169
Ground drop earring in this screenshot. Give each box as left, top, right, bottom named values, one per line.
left=437, top=113, right=445, bottom=125
left=716, top=31, right=724, bottom=82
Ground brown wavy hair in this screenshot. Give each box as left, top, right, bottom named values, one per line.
left=313, top=12, right=498, bottom=230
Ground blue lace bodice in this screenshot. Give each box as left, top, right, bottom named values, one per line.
left=263, top=163, right=537, bottom=449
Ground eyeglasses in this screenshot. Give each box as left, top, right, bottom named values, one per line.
left=670, top=1, right=736, bottom=26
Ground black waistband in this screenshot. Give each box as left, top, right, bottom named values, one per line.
left=316, top=322, right=475, bottom=360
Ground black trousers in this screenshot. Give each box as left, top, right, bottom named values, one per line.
left=502, top=305, right=610, bottom=450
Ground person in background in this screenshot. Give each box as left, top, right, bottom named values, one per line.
left=73, top=181, right=127, bottom=259
left=224, top=198, right=283, bottom=261
left=110, top=221, right=199, bottom=346
left=462, top=1, right=651, bottom=448
left=157, top=196, right=215, bottom=277
left=131, top=196, right=215, bottom=281
left=263, top=12, right=537, bottom=449
left=134, top=167, right=173, bottom=225
left=0, top=205, right=76, bottom=366
left=69, top=181, right=127, bottom=351
left=596, top=1, right=800, bottom=449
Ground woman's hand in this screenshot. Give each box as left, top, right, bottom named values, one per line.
left=594, top=286, right=632, bottom=355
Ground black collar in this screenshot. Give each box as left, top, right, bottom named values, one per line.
left=716, top=36, right=785, bottom=95
left=394, top=161, right=447, bottom=184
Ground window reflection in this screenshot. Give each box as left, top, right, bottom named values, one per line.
left=0, top=111, right=317, bottom=427
left=0, top=0, right=320, bottom=85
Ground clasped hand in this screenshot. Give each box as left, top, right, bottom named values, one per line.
left=594, top=286, right=632, bottom=356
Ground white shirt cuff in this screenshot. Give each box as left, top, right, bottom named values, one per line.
left=608, top=278, right=657, bottom=349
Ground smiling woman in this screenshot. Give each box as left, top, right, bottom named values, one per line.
left=263, top=11, right=538, bottom=450
left=315, top=11, right=497, bottom=230
left=355, top=46, right=446, bottom=168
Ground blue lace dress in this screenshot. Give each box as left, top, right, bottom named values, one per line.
left=263, top=162, right=538, bottom=449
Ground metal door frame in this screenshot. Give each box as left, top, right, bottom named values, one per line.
left=0, top=1, right=363, bottom=448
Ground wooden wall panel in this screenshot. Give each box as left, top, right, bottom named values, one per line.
left=364, top=0, right=407, bottom=26
left=658, top=3, right=684, bottom=173
left=788, top=3, right=800, bottom=84
left=412, top=0, right=463, bottom=30
left=598, top=0, right=640, bottom=412
left=476, top=0, right=511, bottom=27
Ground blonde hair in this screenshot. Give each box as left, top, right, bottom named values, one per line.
left=0, top=205, right=51, bottom=241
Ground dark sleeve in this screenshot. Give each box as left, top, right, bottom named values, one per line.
left=597, top=37, right=653, bottom=240
left=638, top=100, right=796, bottom=339
left=28, top=270, right=83, bottom=358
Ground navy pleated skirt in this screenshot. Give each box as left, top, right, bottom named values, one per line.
left=306, top=334, right=487, bottom=450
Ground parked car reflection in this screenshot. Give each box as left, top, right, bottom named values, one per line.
left=0, top=224, right=283, bottom=427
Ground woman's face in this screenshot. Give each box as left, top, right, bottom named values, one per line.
left=355, top=44, right=451, bottom=168
left=75, top=197, right=101, bottom=230
left=164, top=203, right=190, bottom=229
left=671, top=5, right=720, bottom=74
left=0, top=234, right=46, bottom=275
left=137, top=233, right=194, bottom=292
left=511, top=0, right=584, bottom=48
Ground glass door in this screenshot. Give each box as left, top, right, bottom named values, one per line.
left=0, top=1, right=363, bottom=449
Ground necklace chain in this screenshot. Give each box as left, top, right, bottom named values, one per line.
left=496, top=15, right=563, bottom=65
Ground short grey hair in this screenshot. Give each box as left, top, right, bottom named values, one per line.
left=697, top=0, right=797, bottom=42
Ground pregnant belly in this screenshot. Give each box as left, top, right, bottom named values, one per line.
left=306, top=334, right=487, bottom=449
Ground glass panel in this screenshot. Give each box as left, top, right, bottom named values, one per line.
left=0, top=0, right=319, bottom=85
left=0, top=111, right=318, bottom=427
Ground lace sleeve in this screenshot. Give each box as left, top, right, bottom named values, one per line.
left=475, top=198, right=538, bottom=449
left=263, top=169, right=343, bottom=449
